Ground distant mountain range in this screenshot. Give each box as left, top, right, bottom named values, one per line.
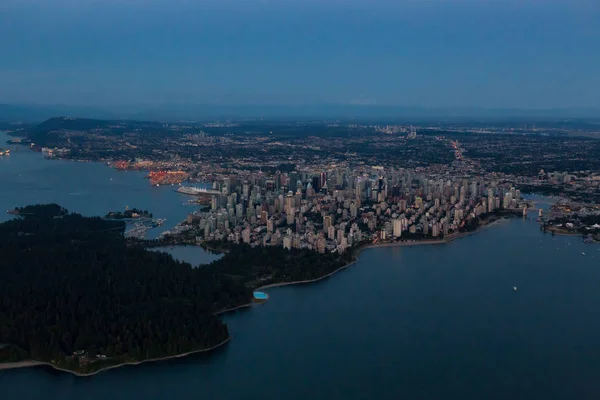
left=1, top=103, right=599, bottom=123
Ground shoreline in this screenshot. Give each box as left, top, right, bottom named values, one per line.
left=542, top=226, right=584, bottom=237
left=0, top=336, right=231, bottom=377
left=214, top=261, right=358, bottom=316
left=545, top=230, right=582, bottom=237
left=257, top=260, right=358, bottom=292
left=1, top=216, right=508, bottom=377
left=1, top=208, right=508, bottom=377
left=361, top=216, right=507, bottom=250
left=218, top=217, right=509, bottom=317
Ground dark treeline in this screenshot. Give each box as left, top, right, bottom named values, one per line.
left=1, top=204, right=356, bottom=373
left=15, top=203, right=67, bottom=217
left=204, top=240, right=354, bottom=289
left=0, top=205, right=247, bottom=372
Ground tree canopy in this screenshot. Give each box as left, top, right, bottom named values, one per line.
left=0, top=204, right=355, bottom=374
left=0, top=205, right=245, bottom=372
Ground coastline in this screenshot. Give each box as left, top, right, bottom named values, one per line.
left=257, top=260, right=358, bottom=292
left=542, top=226, right=583, bottom=237
left=218, top=217, right=509, bottom=317
left=214, top=261, right=357, bottom=316
left=1, top=216, right=508, bottom=377
left=0, top=336, right=231, bottom=377
left=361, top=216, right=507, bottom=251
left=545, top=230, right=582, bottom=237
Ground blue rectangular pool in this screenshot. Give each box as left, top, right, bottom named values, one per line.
left=253, top=291, right=268, bottom=300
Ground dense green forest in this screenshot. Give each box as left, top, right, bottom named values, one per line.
left=0, top=204, right=355, bottom=374
left=203, top=240, right=354, bottom=290
left=0, top=204, right=246, bottom=373
left=15, top=203, right=67, bottom=217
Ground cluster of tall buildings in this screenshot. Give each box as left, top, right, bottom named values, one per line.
left=179, top=166, right=527, bottom=254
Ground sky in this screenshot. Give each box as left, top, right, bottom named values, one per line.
left=1, top=0, right=599, bottom=109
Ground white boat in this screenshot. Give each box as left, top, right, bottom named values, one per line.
left=513, top=286, right=518, bottom=291
left=582, top=252, right=585, bottom=256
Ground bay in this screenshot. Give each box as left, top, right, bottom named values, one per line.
left=0, top=132, right=200, bottom=239
left=2, top=132, right=600, bottom=399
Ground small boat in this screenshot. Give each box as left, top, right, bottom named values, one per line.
left=513, top=286, right=518, bottom=291
left=582, top=252, right=585, bottom=256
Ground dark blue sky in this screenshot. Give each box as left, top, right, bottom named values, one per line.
left=1, top=0, right=599, bottom=108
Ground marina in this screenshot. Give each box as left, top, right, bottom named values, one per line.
left=124, top=218, right=167, bottom=239
left=0, top=132, right=204, bottom=239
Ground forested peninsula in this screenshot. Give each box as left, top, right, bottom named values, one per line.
left=0, top=204, right=353, bottom=375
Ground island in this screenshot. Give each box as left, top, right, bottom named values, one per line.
left=105, top=208, right=153, bottom=219
left=0, top=204, right=354, bottom=376
left=6, top=203, right=67, bottom=217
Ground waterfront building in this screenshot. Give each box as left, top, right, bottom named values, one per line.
left=432, top=223, right=440, bottom=237
left=393, top=219, right=402, bottom=238
left=488, top=195, right=495, bottom=213
left=503, top=193, right=513, bottom=209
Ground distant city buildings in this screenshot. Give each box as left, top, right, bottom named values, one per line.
left=175, top=165, right=530, bottom=254
left=25, top=117, right=599, bottom=249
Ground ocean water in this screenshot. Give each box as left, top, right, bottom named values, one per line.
left=2, top=133, right=600, bottom=399
left=0, top=132, right=201, bottom=239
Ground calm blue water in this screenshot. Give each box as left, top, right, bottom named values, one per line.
left=2, top=133, right=600, bottom=399
left=0, top=133, right=200, bottom=239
